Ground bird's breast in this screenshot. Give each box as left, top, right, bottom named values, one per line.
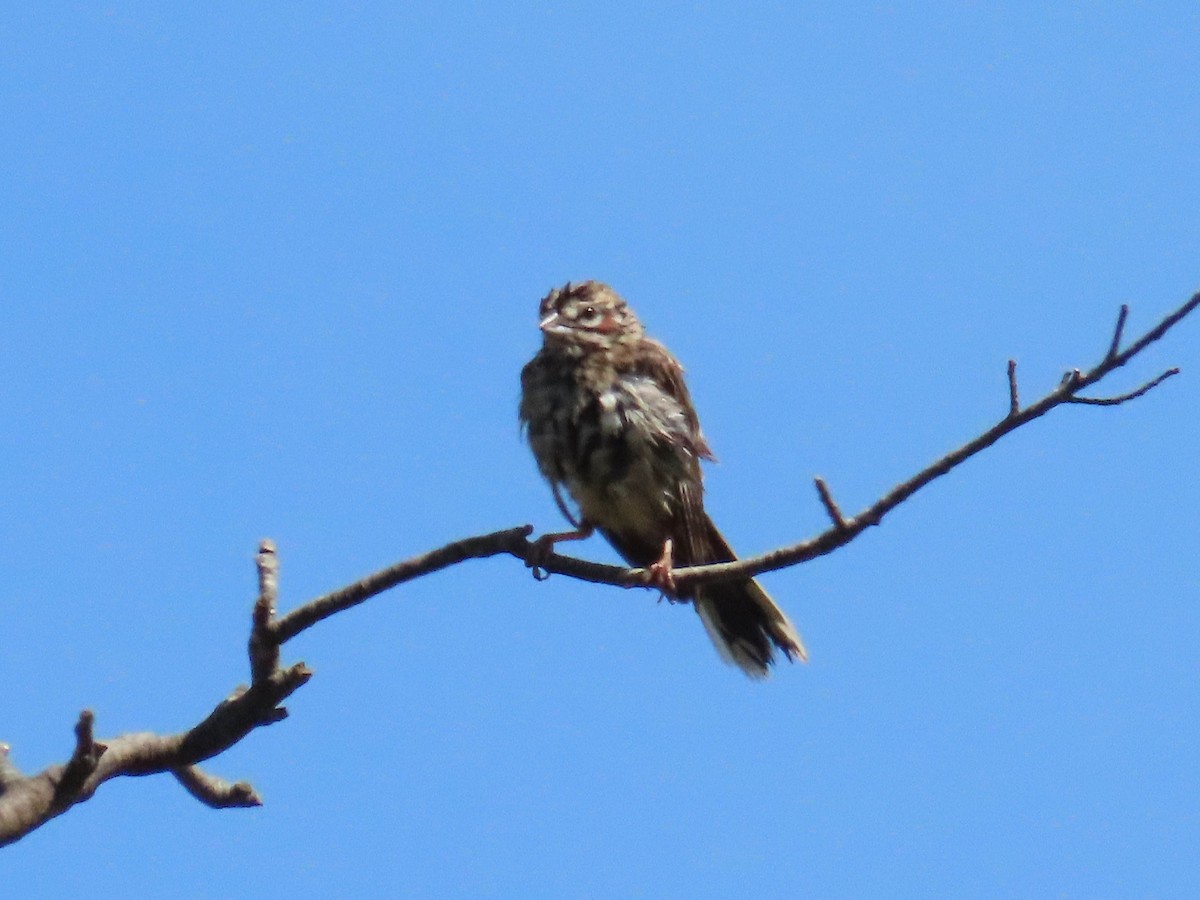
left=522, top=348, right=698, bottom=550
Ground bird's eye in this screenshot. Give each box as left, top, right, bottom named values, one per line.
left=581, top=305, right=600, bottom=323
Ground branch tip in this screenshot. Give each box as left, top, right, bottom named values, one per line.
left=1006, top=359, right=1019, bottom=417
left=251, top=537, right=282, bottom=682
left=55, top=709, right=105, bottom=802
left=289, top=661, right=314, bottom=681
left=278, top=661, right=314, bottom=693
left=71, top=710, right=102, bottom=765
left=813, top=477, right=847, bottom=529
left=255, top=539, right=279, bottom=618
left=172, top=766, right=264, bottom=809
left=1107, top=304, right=1130, bottom=360
left=1068, top=368, right=1180, bottom=406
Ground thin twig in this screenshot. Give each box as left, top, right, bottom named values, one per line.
left=172, top=766, right=262, bottom=809
left=1107, top=304, right=1129, bottom=360
left=271, top=526, right=536, bottom=643
left=1068, top=368, right=1180, bottom=405
left=1007, top=359, right=1020, bottom=416
left=54, top=711, right=105, bottom=805
left=249, top=539, right=281, bottom=683
left=814, top=477, right=847, bottom=529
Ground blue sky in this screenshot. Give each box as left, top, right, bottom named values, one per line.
left=2, top=3, right=1198, bottom=896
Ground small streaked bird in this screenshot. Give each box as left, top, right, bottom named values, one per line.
left=519, top=280, right=806, bottom=678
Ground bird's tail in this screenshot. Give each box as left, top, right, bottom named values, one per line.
left=692, top=520, right=808, bottom=679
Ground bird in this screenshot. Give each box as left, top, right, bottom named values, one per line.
left=519, top=280, right=806, bottom=678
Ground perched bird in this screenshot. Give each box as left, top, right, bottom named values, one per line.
left=519, top=280, right=806, bottom=677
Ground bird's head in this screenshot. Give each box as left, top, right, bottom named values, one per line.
left=537, top=281, right=644, bottom=350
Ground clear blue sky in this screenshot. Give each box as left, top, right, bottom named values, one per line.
left=3, top=4, right=1198, bottom=896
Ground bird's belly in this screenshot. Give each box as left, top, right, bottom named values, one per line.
left=567, top=454, right=674, bottom=550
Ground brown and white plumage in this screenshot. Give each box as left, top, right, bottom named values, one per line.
left=519, top=280, right=807, bottom=677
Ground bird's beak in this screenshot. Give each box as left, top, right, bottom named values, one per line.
left=539, top=311, right=562, bottom=333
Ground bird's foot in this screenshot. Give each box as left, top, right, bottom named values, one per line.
left=527, top=523, right=594, bottom=581
left=644, top=538, right=678, bottom=600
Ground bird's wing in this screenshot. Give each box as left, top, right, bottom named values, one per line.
left=628, top=338, right=718, bottom=572
left=632, top=337, right=715, bottom=461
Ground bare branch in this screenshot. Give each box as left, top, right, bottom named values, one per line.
left=172, top=766, right=262, bottom=809
left=667, top=291, right=1199, bottom=589
left=3, top=290, right=1196, bottom=847
left=0, top=663, right=310, bottom=847
left=1107, top=304, right=1130, bottom=360
left=1068, top=368, right=1180, bottom=406
left=55, top=711, right=106, bottom=803
left=271, top=526, right=537, bottom=643
left=1104, top=292, right=1200, bottom=372
left=813, top=477, right=847, bottom=529
left=249, top=539, right=281, bottom=683
left=1006, top=359, right=1020, bottom=417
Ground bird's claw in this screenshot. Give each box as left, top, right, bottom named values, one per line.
left=525, top=524, right=595, bottom=582
left=527, top=534, right=557, bottom=581
left=644, top=539, right=677, bottom=599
